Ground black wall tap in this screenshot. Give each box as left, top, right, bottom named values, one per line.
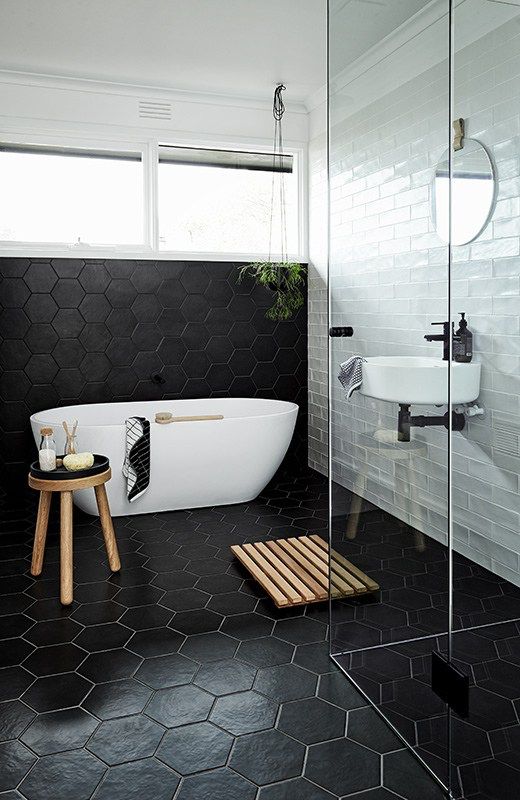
left=424, top=321, right=452, bottom=361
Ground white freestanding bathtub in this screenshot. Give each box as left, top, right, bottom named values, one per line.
left=30, top=398, right=298, bottom=517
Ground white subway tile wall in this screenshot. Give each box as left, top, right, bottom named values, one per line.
left=308, top=20, right=520, bottom=586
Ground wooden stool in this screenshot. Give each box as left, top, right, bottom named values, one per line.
left=28, top=468, right=121, bottom=606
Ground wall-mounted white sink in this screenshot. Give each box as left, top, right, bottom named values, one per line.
left=360, top=356, right=481, bottom=405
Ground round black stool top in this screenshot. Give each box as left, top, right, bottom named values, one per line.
left=30, top=454, right=109, bottom=481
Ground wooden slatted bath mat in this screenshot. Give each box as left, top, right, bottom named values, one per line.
left=231, top=534, right=379, bottom=608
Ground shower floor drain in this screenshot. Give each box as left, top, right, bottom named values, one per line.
left=231, top=535, right=379, bottom=608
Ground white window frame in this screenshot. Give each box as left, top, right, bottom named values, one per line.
left=0, top=131, right=153, bottom=257
left=0, top=130, right=308, bottom=262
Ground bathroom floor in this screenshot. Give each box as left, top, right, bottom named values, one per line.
left=330, top=486, right=520, bottom=652
left=331, top=497, right=520, bottom=800
left=0, top=468, right=447, bottom=800
left=337, top=622, right=520, bottom=800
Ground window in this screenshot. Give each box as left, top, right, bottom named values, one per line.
left=0, top=139, right=304, bottom=259
left=158, top=146, right=298, bottom=256
left=0, top=144, right=143, bottom=246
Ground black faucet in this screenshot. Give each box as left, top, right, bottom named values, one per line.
left=424, top=321, right=452, bottom=361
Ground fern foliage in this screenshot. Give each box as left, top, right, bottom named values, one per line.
left=238, top=261, right=306, bottom=321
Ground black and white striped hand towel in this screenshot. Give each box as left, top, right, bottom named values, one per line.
left=338, top=356, right=366, bottom=399
left=122, top=416, right=150, bottom=502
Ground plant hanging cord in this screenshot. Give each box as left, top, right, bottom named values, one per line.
left=268, top=83, right=287, bottom=265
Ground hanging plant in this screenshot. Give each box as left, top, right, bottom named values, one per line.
left=238, top=260, right=306, bottom=321
left=238, top=84, right=305, bottom=322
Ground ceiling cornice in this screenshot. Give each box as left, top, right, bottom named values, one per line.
left=0, top=69, right=309, bottom=115
left=305, top=0, right=447, bottom=113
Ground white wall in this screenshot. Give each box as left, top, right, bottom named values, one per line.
left=308, top=9, right=520, bottom=586
left=0, top=73, right=308, bottom=144
left=0, top=73, right=309, bottom=262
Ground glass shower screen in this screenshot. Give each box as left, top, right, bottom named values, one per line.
left=327, top=0, right=453, bottom=791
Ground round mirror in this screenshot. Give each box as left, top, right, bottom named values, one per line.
left=431, top=138, right=496, bottom=246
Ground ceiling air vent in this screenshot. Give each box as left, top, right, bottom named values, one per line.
left=138, top=99, right=172, bottom=120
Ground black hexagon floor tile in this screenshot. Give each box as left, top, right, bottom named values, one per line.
left=220, top=611, right=274, bottom=640
left=383, top=749, right=447, bottom=800
left=209, top=690, right=277, bottom=735
left=318, top=671, right=369, bottom=712
left=253, top=663, right=317, bottom=702
left=21, top=672, right=92, bottom=713
left=1, top=466, right=511, bottom=799
left=193, top=658, right=256, bottom=695
left=347, top=706, right=402, bottom=754
left=339, top=790, right=401, bottom=800
left=277, top=696, right=346, bottom=744
left=20, top=707, right=99, bottom=755
left=0, top=639, right=34, bottom=670
left=113, top=585, right=165, bottom=608
left=156, top=721, right=233, bottom=774
left=179, top=631, right=238, bottom=663
left=134, top=652, right=198, bottom=690
left=77, top=648, right=141, bottom=682
left=19, top=748, right=106, bottom=800
left=86, top=714, right=164, bottom=765
left=71, top=601, right=124, bottom=626
left=73, top=622, right=132, bottom=652
left=207, top=590, right=257, bottom=615
left=145, top=684, right=214, bottom=728
left=236, top=636, right=295, bottom=667
left=24, top=618, right=82, bottom=646
left=174, top=766, right=257, bottom=800
left=82, top=679, right=153, bottom=720
left=91, top=757, right=180, bottom=800
left=170, top=608, right=223, bottom=635
left=160, top=587, right=209, bottom=611
left=0, top=666, right=35, bottom=703
left=23, top=643, right=87, bottom=677
left=230, top=728, right=305, bottom=785
left=0, top=740, right=36, bottom=792
left=127, top=627, right=185, bottom=657
left=119, top=604, right=173, bottom=630
left=274, top=617, right=327, bottom=645
left=305, top=738, right=381, bottom=797
left=258, top=777, right=337, bottom=800
left=293, top=641, right=338, bottom=675
left=152, top=570, right=199, bottom=590
left=0, top=700, right=35, bottom=742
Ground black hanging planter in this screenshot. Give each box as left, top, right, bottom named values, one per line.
left=238, top=85, right=305, bottom=322
left=238, top=260, right=306, bottom=321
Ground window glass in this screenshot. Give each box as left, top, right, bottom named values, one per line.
left=158, top=146, right=298, bottom=255
left=0, top=146, right=143, bottom=245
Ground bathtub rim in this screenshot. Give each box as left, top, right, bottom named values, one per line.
left=30, top=397, right=299, bottom=429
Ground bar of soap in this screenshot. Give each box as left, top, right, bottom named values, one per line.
left=63, top=452, right=94, bottom=471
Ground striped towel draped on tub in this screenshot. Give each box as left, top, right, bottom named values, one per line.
left=122, top=416, right=150, bottom=502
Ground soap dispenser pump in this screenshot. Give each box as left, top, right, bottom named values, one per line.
left=453, top=312, right=473, bottom=363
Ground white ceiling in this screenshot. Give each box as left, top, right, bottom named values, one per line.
left=1, top=1, right=440, bottom=107
left=0, top=0, right=327, bottom=105
left=329, top=0, right=430, bottom=79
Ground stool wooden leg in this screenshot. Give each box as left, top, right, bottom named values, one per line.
left=94, top=484, right=121, bottom=572
left=60, top=491, right=74, bottom=606
left=31, top=491, right=52, bottom=576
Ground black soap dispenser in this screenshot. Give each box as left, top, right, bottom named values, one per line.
left=453, top=313, right=473, bottom=363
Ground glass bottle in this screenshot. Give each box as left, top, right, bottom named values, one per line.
left=39, top=427, right=56, bottom=471
left=64, top=420, right=79, bottom=455
left=65, top=430, right=79, bottom=455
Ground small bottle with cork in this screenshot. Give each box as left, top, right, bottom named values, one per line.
left=39, top=427, right=56, bottom=472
